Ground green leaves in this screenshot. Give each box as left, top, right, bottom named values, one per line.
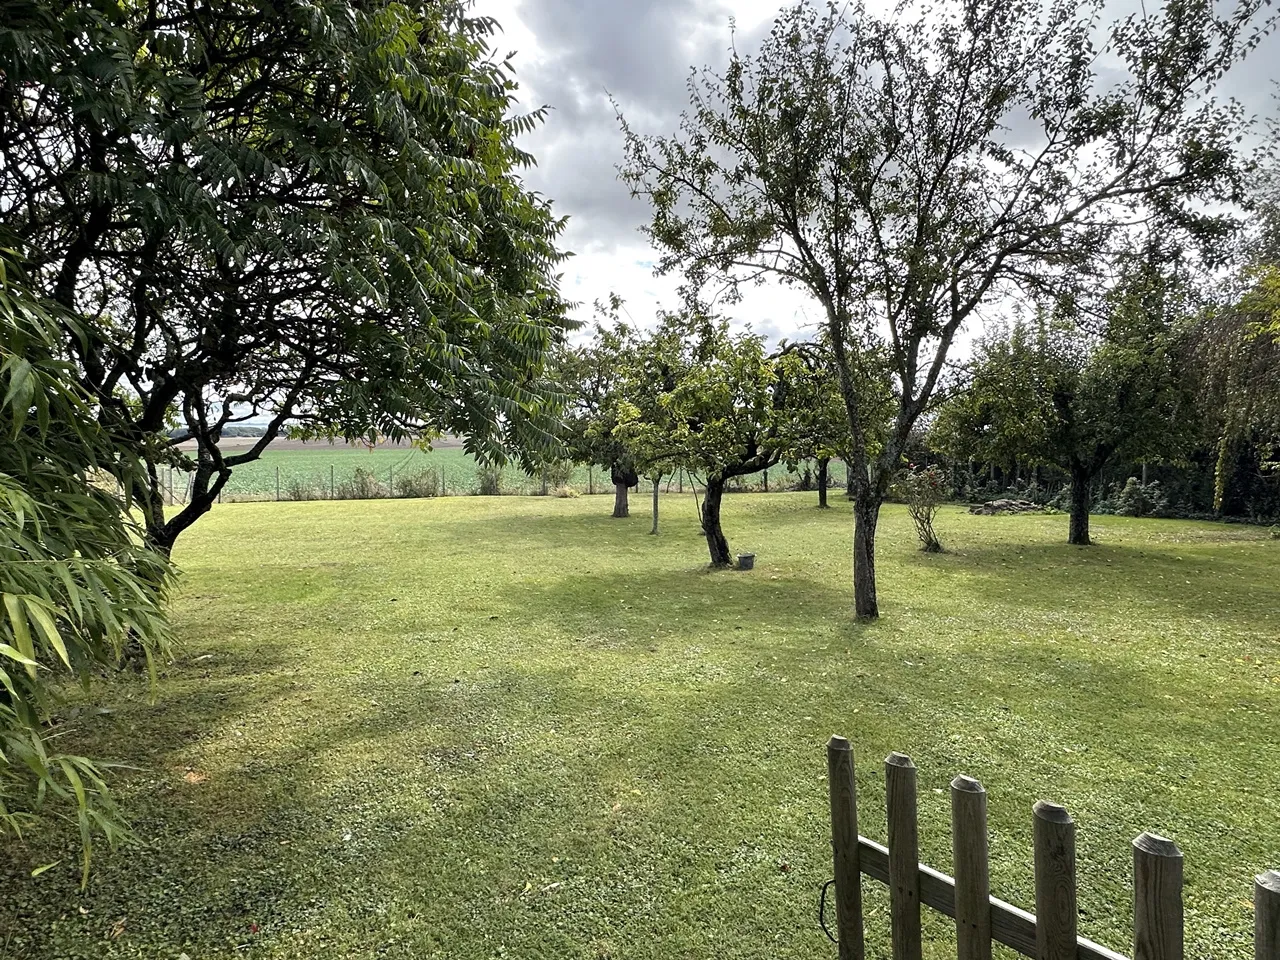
left=2, top=0, right=571, bottom=551
left=0, top=253, right=173, bottom=874
left=609, top=309, right=809, bottom=485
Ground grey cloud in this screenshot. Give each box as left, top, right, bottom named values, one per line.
left=517, top=0, right=733, bottom=109
left=504, top=0, right=1279, bottom=314
left=510, top=0, right=758, bottom=255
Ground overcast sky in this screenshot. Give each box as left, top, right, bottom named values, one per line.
left=472, top=0, right=1279, bottom=346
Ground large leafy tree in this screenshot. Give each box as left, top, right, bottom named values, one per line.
left=0, top=250, right=172, bottom=878
left=619, top=0, right=1269, bottom=617
left=936, top=274, right=1199, bottom=544
left=1192, top=175, right=1280, bottom=511
left=1, top=0, right=570, bottom=554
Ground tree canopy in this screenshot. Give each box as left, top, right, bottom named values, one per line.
left=0, top=0, right=571, bottom=552
left=1191, top=176, right=1280, bottom=511
left=614, top=311, right=819, bottom=566
left=549, top=300, right=644, bottom=518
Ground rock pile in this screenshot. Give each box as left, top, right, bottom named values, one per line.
left=968, top=498, right=1044, bottom=515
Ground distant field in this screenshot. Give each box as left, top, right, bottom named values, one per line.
left=179, top=440, right=853, bottom=500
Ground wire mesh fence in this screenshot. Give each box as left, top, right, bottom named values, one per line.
left=155, top=452, right=855, bottom=505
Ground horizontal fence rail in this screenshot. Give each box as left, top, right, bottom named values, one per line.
left=824, top=736, right=1278, bottom=960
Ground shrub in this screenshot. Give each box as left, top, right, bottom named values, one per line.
left=553, top=485, right=580, bottom=498
left=895, top=464, right=946, bottom=552
left=1113, top=477, right=1169, bottom=517
left=1270, top=524, right=1280, bottom=540
left=337, top=466, right=384, bottom=500
left=541, top=460, right=575, bottom=490
left=396, top=467, right=441, bottom=499
left=283, top=477, right=316, bottom=501
left=476, top=465, right=503, bottom=496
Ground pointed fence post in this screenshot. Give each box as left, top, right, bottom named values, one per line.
left=828, top=736, right=864, bottom=960
left=952, top=775, right=991, bottom=960
left=885, top=752, right=921, bottom=960
left=1133, top=832, right=1183, bottom=960
left=1256, top=871, right=1280, bottom=960
left=1033, top=801, right=1077, bottom=960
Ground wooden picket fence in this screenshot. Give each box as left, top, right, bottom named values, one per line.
left=824, top=736, right=1280, bottom=960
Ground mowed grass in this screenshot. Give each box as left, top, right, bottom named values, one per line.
left=2, top=495, right=1277, bottom=959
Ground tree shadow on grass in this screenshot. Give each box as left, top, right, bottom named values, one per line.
left=0, top=579, right=1272, bottom=959
left=912, top=537, right=1278, bottom=629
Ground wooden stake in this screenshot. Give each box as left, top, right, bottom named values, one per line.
left=952, top=775, right=991, bottom=960
left=885, top=752, right=921, bottom=960
left=1033, top=801, right=1077, bottom=960
left=1133, top=832, right=1183, bottom=960
left=828, top=736, right=864, bottom=960
left=1256, top=871, right=1280, bottom=960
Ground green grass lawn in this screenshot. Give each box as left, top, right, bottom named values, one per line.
left=2, top=495, right=1277, bottom=959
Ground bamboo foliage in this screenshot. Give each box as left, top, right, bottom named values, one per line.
left=0, top=252, right=173, bottom=881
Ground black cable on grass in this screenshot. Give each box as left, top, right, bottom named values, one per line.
left=819, top=878, right=838, bottom=943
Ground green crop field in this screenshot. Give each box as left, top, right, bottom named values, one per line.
left=214, top=445, right=553, bottom=499
left=3, top=496, right=1277, bottom=959
left=190, top=443, right=853, bottom=501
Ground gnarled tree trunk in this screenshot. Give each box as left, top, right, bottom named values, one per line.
left=817, top=456, right=830, bottom=509
left=853, top=490, right=881, bottom=618
left=1069, top=466, right=1092, bottom=545
left=611, top=462, right=638, bottom=518
left=143, top=443, right=230, bottom=559
left=700, top=476, right=732, bottom=566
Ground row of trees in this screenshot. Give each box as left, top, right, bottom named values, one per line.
left=551, top=303, right=847, bottom=564
left=4, top=0, right=1279, bottom=858
left=551, top=226, right=1279, bottom=565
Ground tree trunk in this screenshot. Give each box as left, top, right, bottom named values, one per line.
left=650, top=475, right=660, bottom=535
left=853, top=491, right=882, bottom=618
left=846, top=472, right=856, bottom=500
left=817, top=457, right=830, bottom=509
left=610, top=461, right=638, bottom=518
left=1069, top=467, right=1092, bottom=545
left=701, top=476, right=732, bottom=567
left=144, top=460, right=228, bottom=559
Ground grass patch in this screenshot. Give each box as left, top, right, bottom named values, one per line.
left=1, top=495, right=1276, bottom=958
